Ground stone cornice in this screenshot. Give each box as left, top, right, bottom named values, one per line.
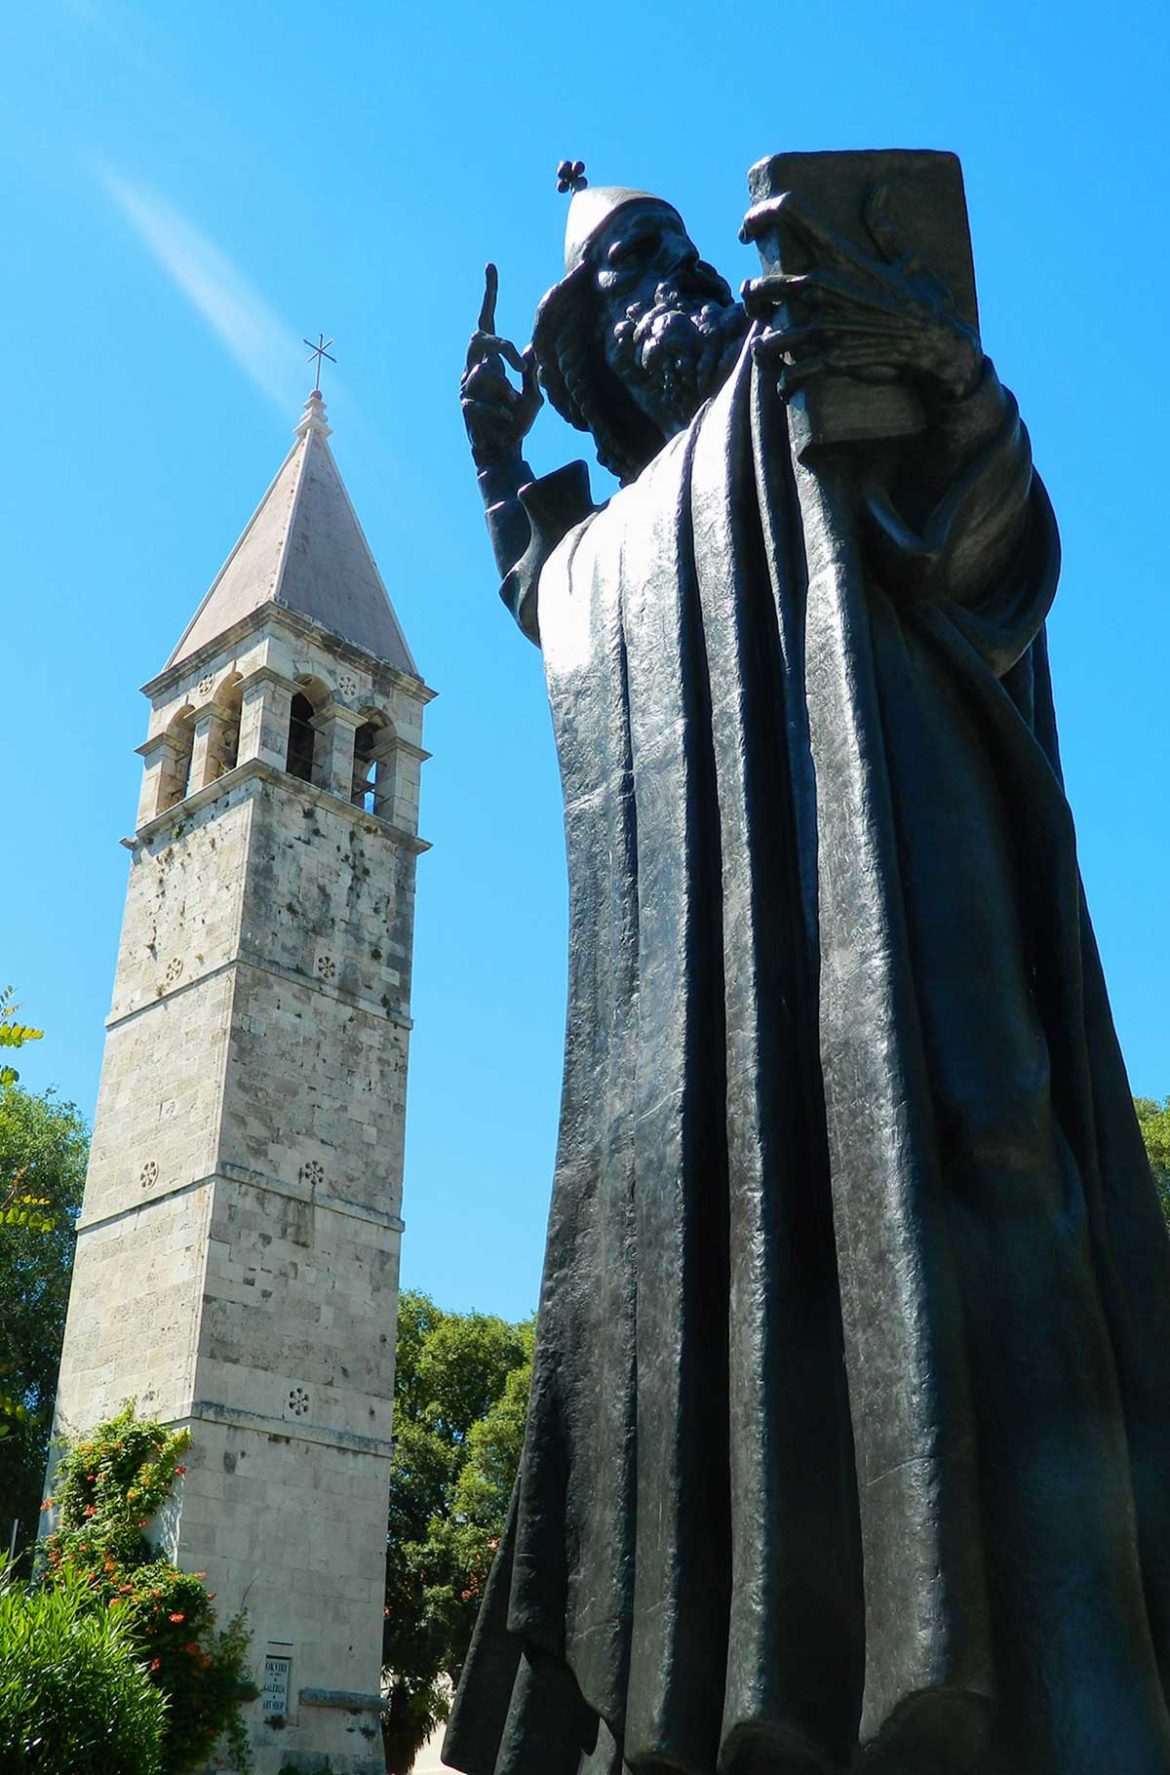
left=237, top=662, right=293, bottom=692
left=125, top=755, right=431, bottom=854
left=188, top=1399, right=394, bottom=1460
left=104, top=947, right=414, bottom=1037
left=75, top=1166, right=406, bottom=1237
left=135, top=731, right=185, bottom=760
left=299, top=1689, right=386, bottom=1713
left=141, top=602, right=436, bottom=706
left=311, top=703, right=365, bottom=730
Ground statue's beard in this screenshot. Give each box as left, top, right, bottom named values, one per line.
left=610, top=277, right=748, bottom=437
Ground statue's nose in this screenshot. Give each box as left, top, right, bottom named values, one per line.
left=663, top=244, right=699, bottom=285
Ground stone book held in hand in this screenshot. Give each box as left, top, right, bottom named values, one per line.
left=741, top=148, right=979, bottom=453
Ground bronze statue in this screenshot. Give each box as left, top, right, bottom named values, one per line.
left=445, top=152, right=1170, bottom=1775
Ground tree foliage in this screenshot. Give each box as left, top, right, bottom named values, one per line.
left=0, top=986, right=43, bottom=1090
left=0, top=1561, right=167, bottom=1775
left=1135, top=1095, right=1170, bottom=1232
left=42, top=1404, right=254, bottom=1773
left=0, top=987, right=86, bottom=1526
left=0, top=1081, right=87, bottom=1536
left=383, top=1292, right=533, bottom=1775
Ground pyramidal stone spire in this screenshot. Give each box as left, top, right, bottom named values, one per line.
left=168, top=389, right=417, bottom=675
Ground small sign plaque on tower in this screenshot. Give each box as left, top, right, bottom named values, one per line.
left=262, top=1652, right=292, bottom=1718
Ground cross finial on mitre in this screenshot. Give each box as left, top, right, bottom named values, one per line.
left=556, top=160, right=588, bottom=194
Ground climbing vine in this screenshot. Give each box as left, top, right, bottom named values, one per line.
left=42, top=1404, right=255, bottom=1773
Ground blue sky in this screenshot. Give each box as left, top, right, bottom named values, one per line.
left=1, top=0, right=1166, bottom=1323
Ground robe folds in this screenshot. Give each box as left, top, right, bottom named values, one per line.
left=443, top=343, right=1170, bottom=1775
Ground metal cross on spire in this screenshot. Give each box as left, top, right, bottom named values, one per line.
left=303, top=332, right=337, bottom=394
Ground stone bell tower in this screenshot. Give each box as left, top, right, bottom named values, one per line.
left=51, top=388, right=432, bottom=1775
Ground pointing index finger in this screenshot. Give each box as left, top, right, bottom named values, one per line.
left=478, top=263, right=499, bottom=335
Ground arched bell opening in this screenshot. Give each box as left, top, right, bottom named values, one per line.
left=158, top=706, right=196, bottom=812
left=211, top=673, right=243, bottom=777
left=351, top=712, right=396, bottom=819
left=286, top=693, right=317, bottom=782
left=286, top=675, right=330, bottom=784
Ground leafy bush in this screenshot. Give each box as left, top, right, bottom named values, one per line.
left=42, top=1404, right=254, bottom=1773
left=0, top=1561, right=167, bottom=1775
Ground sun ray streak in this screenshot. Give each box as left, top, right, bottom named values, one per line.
left=94, top=165, right=302, bottom=411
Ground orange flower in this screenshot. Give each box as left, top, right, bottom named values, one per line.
left=169, top=1612, right=185, bottom=1623
left=150, top=1657, right=161, bottom=1672
left=174, top=1464, right=187, bottom=1476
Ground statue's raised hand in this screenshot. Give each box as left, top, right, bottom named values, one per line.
left=462, top=264, right=542, bottom=467
left=743, top=186, right=983, bottom=405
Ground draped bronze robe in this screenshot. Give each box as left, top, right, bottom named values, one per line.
left=443, top=342, right=1170, bottom=1775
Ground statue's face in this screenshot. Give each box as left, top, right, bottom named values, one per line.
left=590, top=201, right=710, bottom=324
left=587, top=199, right=745, bottom=443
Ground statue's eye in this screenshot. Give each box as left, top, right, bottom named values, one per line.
left=608, top=235, right=656, bottom=269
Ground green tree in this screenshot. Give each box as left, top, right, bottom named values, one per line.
left=0, top=988, right=87, bottom=1539
left=1135, top=1095, right=1170, bottom=1231
left=0, top=1082, right=87, bottom=1544
left=383, top=1292, right=533, bottom=1775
